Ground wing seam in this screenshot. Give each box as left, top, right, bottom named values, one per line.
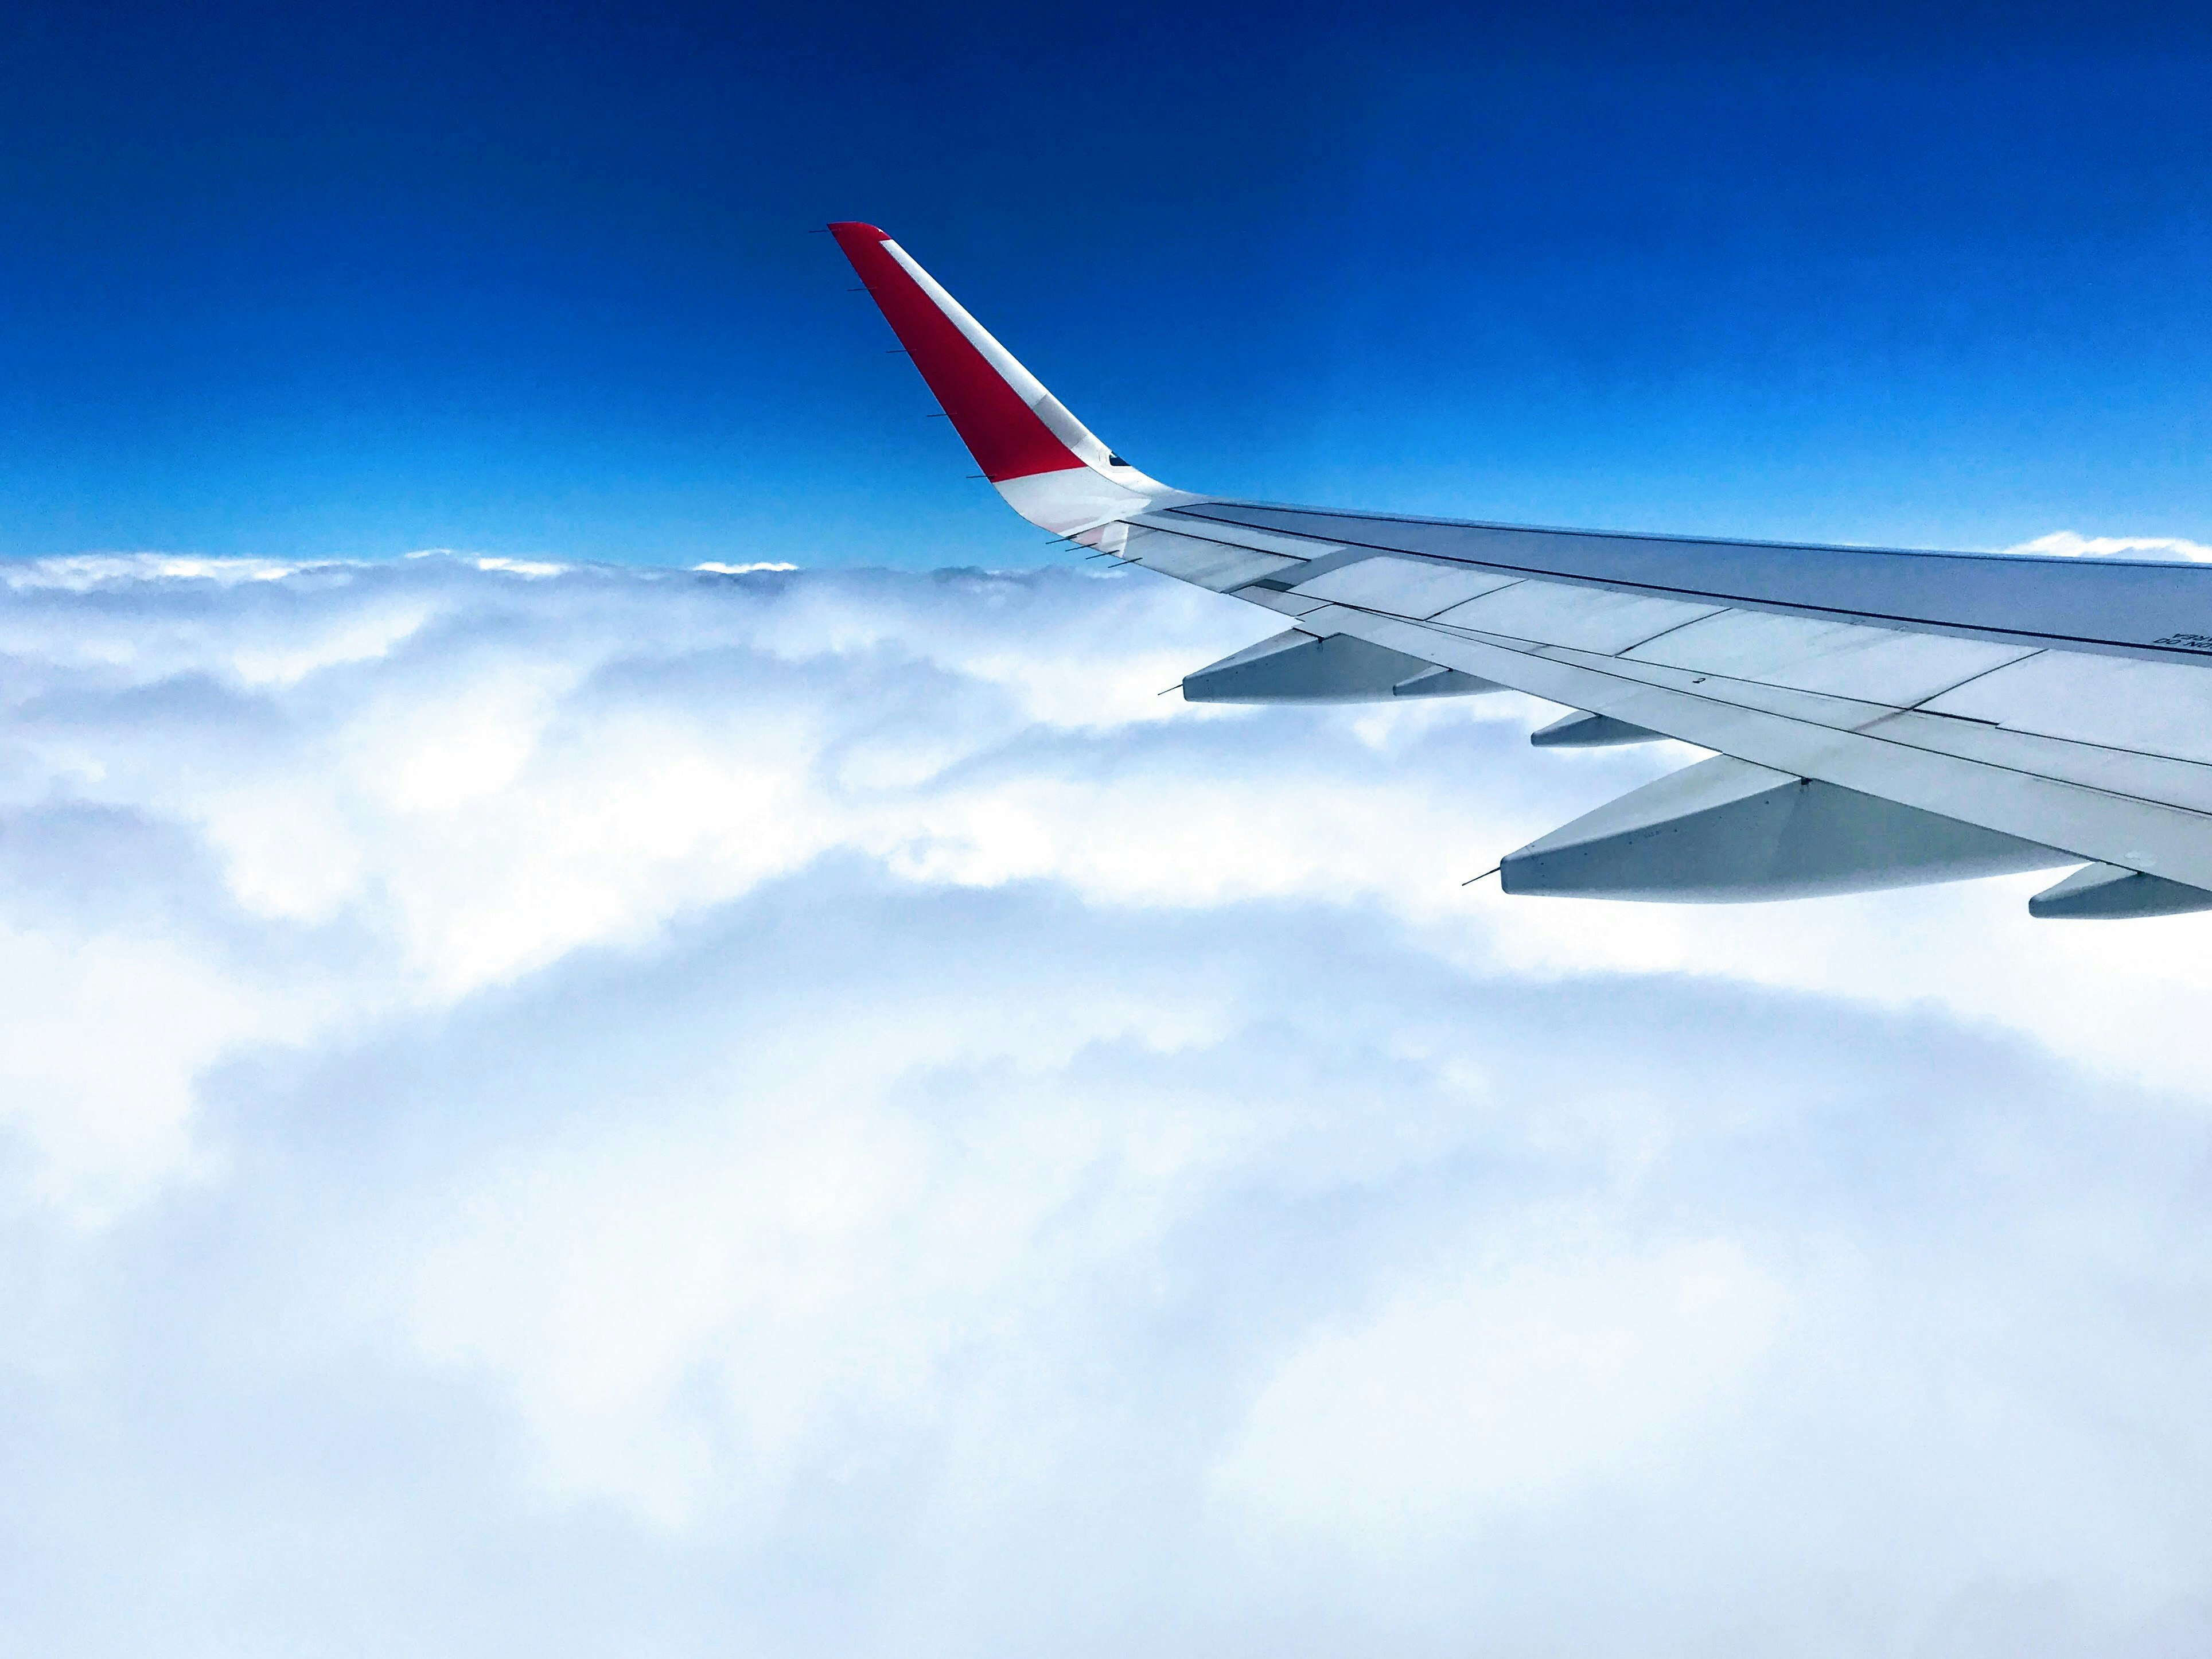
left=1170, top=508, right=2212, bottom=666
left=1308, top=591, right=2212, bottom=829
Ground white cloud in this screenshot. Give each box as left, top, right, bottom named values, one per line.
left=2004, top=531, right=2212, bottom=562
left=1210, top=1230, right=1785, bottom=1527
left=0, top=552, right=328, bottom=590
left=2, top=552, right=2210, bottom=1656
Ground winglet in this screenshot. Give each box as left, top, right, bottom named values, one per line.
left=829, top=223, right=1179, bottom=534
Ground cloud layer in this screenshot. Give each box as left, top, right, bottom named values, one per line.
left=2004, top=531, right=2212, bottom=562
left=3, top=553, right=2211, bottom=1657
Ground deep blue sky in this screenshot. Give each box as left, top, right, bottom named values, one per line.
left=5, top=0, right=2211, bottom=567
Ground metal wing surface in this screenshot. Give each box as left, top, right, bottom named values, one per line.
left=829, top=221, right=2212, bottom=918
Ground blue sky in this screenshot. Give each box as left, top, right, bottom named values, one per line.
left=7, top=0, right=2212, bottom=566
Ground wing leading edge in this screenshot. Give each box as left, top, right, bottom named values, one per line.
left=830, top=222, right=2212, bottom=917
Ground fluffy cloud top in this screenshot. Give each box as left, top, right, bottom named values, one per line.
left=2004, top=531, right=2212, bottom=561
left=2, top=552, right=2210, bottom=1657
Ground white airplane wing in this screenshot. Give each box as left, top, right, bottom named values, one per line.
left=831, top=221, right=2212, bottom=918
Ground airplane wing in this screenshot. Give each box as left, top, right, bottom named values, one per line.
left=829, top=221, right=2212, bottom=918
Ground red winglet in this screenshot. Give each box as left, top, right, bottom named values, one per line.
left=829, top=223, right=1086, bottom=484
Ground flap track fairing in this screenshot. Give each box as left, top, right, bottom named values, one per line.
left=1529, top=711, right=1663, bottom=749
left=2028, top=862, right=2212, bottom=919
left=1501, top=755, right=2071, bottom=902
left=1182, top=629, right=1498, bottom=704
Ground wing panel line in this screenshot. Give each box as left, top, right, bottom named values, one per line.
left=1173, top=503, right=2212, bottom=667
left=1296, top=595, right=2212, bottom=884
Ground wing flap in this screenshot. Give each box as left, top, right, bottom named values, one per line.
left=1127, top=512, right=1342, bottom=562
left=1431, top=583, right=1724, bottom=654
left=1623, top=611, right=2040, bottom=705
left=1108, top=509, right=2212, bottom=887
left=1917, top=649, right=2212, bottom=768
left=1122, top=525, right=1301, bottom=591
left=1325, top=602, right=2212, bottom=889
left=1853, top=710, right=2212, bottom=817
left=1289, top=556, right=1520, bottom=617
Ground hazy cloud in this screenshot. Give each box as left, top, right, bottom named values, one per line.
left=2004, top=531, right=2212, bottom=561
left=2, top=552, right=2210, bottom=1657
